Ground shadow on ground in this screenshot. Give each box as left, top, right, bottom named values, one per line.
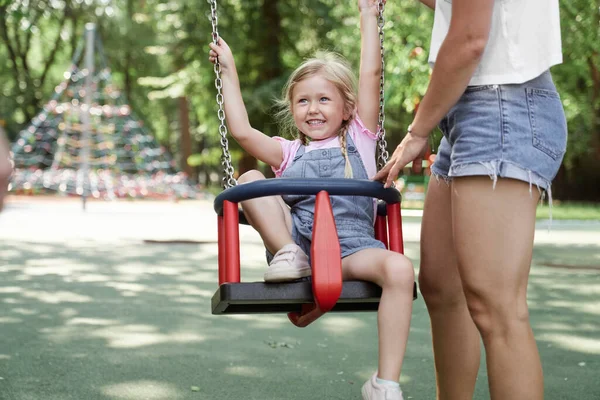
left=0, top=239, right=598, bottom=400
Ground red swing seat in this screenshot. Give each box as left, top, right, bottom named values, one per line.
left=210, top=178, right=417, bottom=327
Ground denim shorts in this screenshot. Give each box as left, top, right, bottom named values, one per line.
left=432, top=70, right=567, bottom=196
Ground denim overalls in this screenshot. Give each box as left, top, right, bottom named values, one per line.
left=267, top=134, right=386, bottom=264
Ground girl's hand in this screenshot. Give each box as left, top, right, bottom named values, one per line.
left=372, top=131, right=428, bottom=188
left=208, top=37, right=235, bottom=73
left=358, top=0, right=384, bottom=15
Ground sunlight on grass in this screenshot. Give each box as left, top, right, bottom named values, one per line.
left=320, top=315, right=367, bottom=335
left=105, top=282, right=148, bottom=293
left=538, top=333, right=600, bottom=355
left=536, top=322, right=598, bottom=332
left=0, top=287, right=22, bottom=294
left=225, top=313, right=289, bottom=329
left=545, top=301, right=600, bottom=316
left=90, top=325, right=207, bottom=349
left=0, top=317, right=22, bottom=323
left=224, top=365, right=266, bottom=378
left=66, top=318, right=119, bottom=326
left=11, top=307, right=38, bottom=315
left=21, top=290, right=92, bottom=304
left=24, top=259, right=97, bottom=275
left=102, top=380, right=183, bottom=400
left=69, top=274, right=112, bottom=283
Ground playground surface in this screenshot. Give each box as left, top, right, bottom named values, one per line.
left=0, top=196, right=599, bottom=400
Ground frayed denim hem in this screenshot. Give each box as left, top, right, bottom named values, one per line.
left=431, top=159, right=554, bottom=223
left=430, top=166, right=451, bottom=185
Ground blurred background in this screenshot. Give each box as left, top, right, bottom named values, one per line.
left=0, top=0, right=598, bottom=210
left=0, top=3, right=599, bottom=399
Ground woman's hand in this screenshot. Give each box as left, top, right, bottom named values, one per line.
left=358, top=0, right=383, bottom=16
left=372, top=131, right=429, bottom=188
left=208, top=37, right=236, bottom=73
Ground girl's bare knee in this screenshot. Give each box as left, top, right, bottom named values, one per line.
left=381, top=255, right=414, bottom=290
left=237, top=169, right=265, bottom=184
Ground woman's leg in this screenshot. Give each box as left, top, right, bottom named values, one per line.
left=237, top=170, right=293, bottom=254
left=342, top=248, right=415, bottom=380
left=419, top=178, right=481, bottom=400
left=452, top=176, right=543, bottom=400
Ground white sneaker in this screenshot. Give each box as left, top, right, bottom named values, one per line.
left=264, top=244, right=311, bottom=282
left=361, top=373, right=403, bottom=400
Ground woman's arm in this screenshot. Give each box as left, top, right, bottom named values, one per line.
left=357, top=0, right=382, bottom=133
left=208, top=38, right=283, bottom=168
left=373, top=0, right=494, bottom=187
left=418, top=0, right=435, bottom=10
left=409, top=0, right=494, bottom=138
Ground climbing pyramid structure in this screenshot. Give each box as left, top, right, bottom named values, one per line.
left=10, top=25, right=197, bottom=200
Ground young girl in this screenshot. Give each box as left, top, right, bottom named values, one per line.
left=209, top=1, right=413, bottom=399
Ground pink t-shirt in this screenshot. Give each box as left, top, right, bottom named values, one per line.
left=271, top=115, right=379, bottom=220
left=272, top=115, right=378, bottom=178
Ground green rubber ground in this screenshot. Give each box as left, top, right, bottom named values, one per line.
left=0, top=199, right=598, bottom=399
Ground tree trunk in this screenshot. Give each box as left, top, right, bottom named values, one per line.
left=588, top=54, right=600, bottom=158
left=178, top=96, right=193, bottom=178
left=124, top=0, right=134, bottom=102
left=238, top=0, right=283, bottom=176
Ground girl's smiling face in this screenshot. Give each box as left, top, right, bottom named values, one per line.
left=291, top=74, right=350, bottom=141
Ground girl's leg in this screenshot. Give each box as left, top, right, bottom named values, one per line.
left=342, top=248, right=415, bottom=380
left=452, top=176, right=543, bottom=400
left=237, top=170, right=294, bottom=254
left=419, top=178, right=481, bottom=400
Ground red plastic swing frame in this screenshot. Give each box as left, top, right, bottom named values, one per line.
left=217, top=191, right=403, bottom=327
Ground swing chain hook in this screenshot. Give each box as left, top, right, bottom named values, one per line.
left=209, top=0, right=237, bottom=189
left=376, top=0, right=389, bottom=171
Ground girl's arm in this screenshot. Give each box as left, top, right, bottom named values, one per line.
left=208, top=38, right=283, bottom=169
left=419, top=0, right=435, bottom=10
left=357, top=0, right=382, bottom=134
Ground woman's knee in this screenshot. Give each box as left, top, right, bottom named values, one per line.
left=464, top=288, right=530, bottom=340
left=380, top=254, right=414, bottom=290
left=237, top=169, right=266, bottom=184
left=418, top=263, right=465, bottom=310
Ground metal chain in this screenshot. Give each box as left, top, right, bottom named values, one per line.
left=209, top=0, right=237, bottom=188
left=376, top=0, right=389, bottom=171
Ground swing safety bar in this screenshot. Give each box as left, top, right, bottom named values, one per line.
left=211, top=178, right=416, bottom=327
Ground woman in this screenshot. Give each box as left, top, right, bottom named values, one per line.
left=374, top=0, right=567, bottom=399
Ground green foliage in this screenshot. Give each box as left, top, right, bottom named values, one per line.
left=552, top=0, right=600, bottom=170
left=536, top=202, right=600, bottom=221
left=0, top=0, right=598, bottom=198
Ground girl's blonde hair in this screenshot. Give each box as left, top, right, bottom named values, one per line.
left=275, top=52, right=357, bottom=178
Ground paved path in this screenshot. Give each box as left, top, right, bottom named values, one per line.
left=0, top=197, right=599, bottom=400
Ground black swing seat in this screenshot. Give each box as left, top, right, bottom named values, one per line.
left=211, top=178, right=417, bottom=316
left=212, top=280, right=417, bottom=314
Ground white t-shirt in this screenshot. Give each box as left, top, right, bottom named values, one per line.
left=428, top=0, right=563, bottom=85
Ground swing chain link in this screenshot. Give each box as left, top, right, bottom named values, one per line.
left=376, top=0, right=389, bottom=171
left=210, top=0, right=387, bottom=182
left=209, top=0, right=237, bottom=188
